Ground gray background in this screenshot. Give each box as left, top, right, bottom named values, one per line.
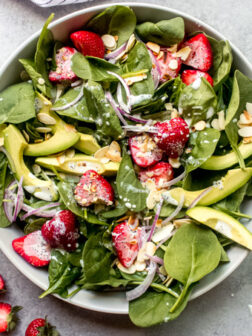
left=0, top=0, right=252, bottom=335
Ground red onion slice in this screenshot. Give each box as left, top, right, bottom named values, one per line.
left=147, top=255, right=164, bottom=265
left=162, top=194, right=185, bottom=225
left=104, top=42, right=127, bottom=60
left=163, top=171, right=186, bottom=188
left=148, top=198, right=164, bottom=242
left=148, top=50, right=161, bottom=89
left=51, top=83, right=84, bottom=111
left=187, top=186, right=213, bottom=210
left=12, top=176, right=24, bottom=222
left=21, top=202, right=61, bottom=221
left=21, top=203, right=59, bottom=218
left=105, top=91, right=128, bottom=126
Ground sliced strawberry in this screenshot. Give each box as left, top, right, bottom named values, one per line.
left=41, top=210, right=79, bottom=252
left=139, top=162, right=174, bottom=189
left=12, top=231, right=51, bottom=267
left=153, top=118, right=190, bottom=158
left=129, top=134, right=163, bottom=168
left=0, top=276, right=5, bottom=293
left=155, top=51, right=182, bottom=82
left=49, top=46, right=78, bottom=82
left=74, top=170, right=114, bottom=207
left=0, top=303, right=22, bottom=333
left=25, top=317, right=59, bottom=336
left=181, top=33, right=213, bottom=71
left=70, top=31, right=105, bottom=58
left=112, top=221, right=141, bottom=268
left=181, top=69, right=213, bottom=86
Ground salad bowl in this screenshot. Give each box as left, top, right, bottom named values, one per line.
left=0, top=2, right=252, bottom=316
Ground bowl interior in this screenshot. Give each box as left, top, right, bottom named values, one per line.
left=0, top=2, right=251, bottom=314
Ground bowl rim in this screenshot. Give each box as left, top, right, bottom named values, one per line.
left=0, top=2, right=251, bottom=315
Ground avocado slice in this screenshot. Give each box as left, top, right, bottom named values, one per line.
left=35, top=154, right=119, bottom=176
left=201, top=142, right=252, bottom=170
left=3, top=125, right=58, bottom=201
left=24, top=93, right=80, bottom=156
left=74, top=133, right=100, bottom=155
left=187, top=206, right=252, bottom=250
left=166, top=168, right=252, bottom=207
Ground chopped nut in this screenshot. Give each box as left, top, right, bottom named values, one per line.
left=94, top=146, right=109, bottom=160
left=66, top=148, right=75, bottom=158
left=37, top=113, right=56, bottom=125
left=22, top=130, right=30, bottom=143
left=211, top=118, right=221, bottom=130
left=239, top=111, right=252, bottom=125
left=146, top=42, right=160, bottom=54
left=106, top=141, right=122, bottom=162
left=32, top=164, right=41, bottom=175
left=243, top=136, right=252, bottom=144
left=117, top=261, right=136, bottom=274
left=134, top=261, right=146, bottom=272
left=218, top=110, right=225, bottom=130
left=174, top=46, right=191, bottom=61
left=169, top=157, right=181, bottom=168
left=35, top=127, right=52, bottom=133
left=238, top=126, right=252, bottom=137
left=101, top=34, right=117, bottom=50
left=157, top=50, right=164, bottom=60
left=37, top=77, right=45, bottom=85
left=124, top=73, right=147, bottom=86
left=137, top=242, right=156, bottom=263
left=246, top=102, right=252, bottom=115
left=167, top=44, right=178, bottom=53
left=168, top=59, right=178, bottom=70
left=125, top=34, right=136, bottom=53
left=194, top=120, right=206, bottom=131
left=146, top=190, right=162, bottom=209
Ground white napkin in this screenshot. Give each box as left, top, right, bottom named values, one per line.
left=30, top=0, right=92, bottom=7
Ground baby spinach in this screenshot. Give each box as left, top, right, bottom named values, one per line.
left=0, top=155, right=10, bottom=228
left=87, top=5, right=136, bottom=47
left=52, top=87, right=93, bottom=123
left=0, top=82, right=35, bottom=124
left=116, top=154, right=148, bottom=212
left=58, top=181, right=83, bottom=217
left=179, top=77, right=217, bottom=124
left=164, top=223, right=222, bottom=312
left=83, top=210, right=108, bottom=225
left=225, top=70, right=252, bottom=168
left=184, top=128, right=220, bottom=173
left=71, top=53, right=120, bottom=82
left=84, top=80, right=123, bottom=139
left=136, top=18, right=185, bottom=46
left=24, top=218, right=46, bottom=234
left=214, top=183, right=248, bottom=213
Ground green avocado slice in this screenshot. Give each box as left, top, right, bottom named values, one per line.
left=74, top=133, right=100, bottom=155
left=35, top=154, right=119, bottom=176
left=166, top=168, right=252, bottom=207
left=201, top=142, right=252, bottom=170
left=3, top=125, right=58, bottom=201
left=187, top=206, right=252, bottom=250
left=24, top=93, right=80, bottom=156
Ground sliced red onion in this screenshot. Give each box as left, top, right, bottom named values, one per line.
left=12, top=176, right=24, bottom=222
left=105, top=91, right=128, bottom=126
left=148, top=50, right=161, bottom=89
left=163, top=171, right=186, bottom=188
left=148, top=198, right=164, bottom=242
left=104, top=42, right=127, bottom=60
left=51, top=83, right=84, bottom=111
left=138, top=226, right=150, bottom=249
left=147, top=255, right=164, bottom=265
left=21, top=202, right=61, bottom=221
left=157, top=269, right=166, bottom=282
left=162, top=194, right=185, bottom=225
left=119, top=109, right=147, bottom=124
left=21, top=203, right=58, bottom=218
left=107, top=71, right=131, bottom=111
left=187, top=186, right=213, bottom=210
left=126, top=260, right=157, bottom=301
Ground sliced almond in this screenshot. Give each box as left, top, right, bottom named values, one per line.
left=146, top=42, right=160, bottom=54
left=125, top=34, right=136, bottom=53
left=167, top=44, right=178, bottom=53
left=168, top=59, right=178, bottom=70
left=137, top=242, right=156, bottom=263
left=218, top=110, right=225, bottom=130
left=169, top=157, right=181, bottom=168
left=35, top=127, right=52, bottom=133
left=243, top=136, right=252, bottom=144
left=37, top=77, right=45, bottom=85
left=22, top=130, right=30, bottom=143
left=57, top=153, right=66, bottom=165
left=211, top=118, right=221, bottom=130
left=174, top=46, right=191, bottom=61
left=246, top=102, right=252, bottom=115
left=32, top=164, right=41, bottom=175
left=94, top=146, right=109, bottom=159
left=238, top=126, right=252, bottom=137
left=134, top=261, right=146, bottom=272
left=173, top=218, right=193, bottom=228
left=157, top=50, right=164, bottom=60
left=66, top=148, right=75, bottom=158
left=194, top=120, right=206, bottom=131
left=106, top=141, right=122, bottom=162
left=152, top=224, right=174, bottom=243
left=239, top=111, right=252, bottom=125
left=117, top=261, right=136, bottom=274
left=37, top=113, right=56, bottom=125
left=124, top=73, right=147, bottom=86
left=102, top=34, right=117, bottom=50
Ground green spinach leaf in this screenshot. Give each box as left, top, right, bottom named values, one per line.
left=58, top=181, right=83, bottom=217
left=24, top=218, right=46, bottom=234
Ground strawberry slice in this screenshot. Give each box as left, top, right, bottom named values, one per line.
left=112, top=221, right=141, bottom=268
left=181, top=33, right=213, bottom=71
left=74, top=170, right=114, bottom=207
left=49, top=46, right=78, bottom=82
left=181, top=69, right=213, bottom=86
left=25, top=317, right=59, bottom=336
left=155, top=51, right=182, bottom=82
left=129, top=134, right=163, bottom=168
left=41, top=210, right=79, bottom=251
left=12, top=231, right=51, bottom=267
left=0, top=276, right=5, bottom=293
left=0, top=303, right=22, bottom=333
left=139, top=162, right=174, bottom=189
left=153, top=118, right=190, bottom=158
left=70, top=31, right=105, bottom=58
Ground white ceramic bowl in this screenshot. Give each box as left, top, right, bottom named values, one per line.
left=0, top=2, right=251, bottom=315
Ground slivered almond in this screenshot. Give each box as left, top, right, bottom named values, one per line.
left=101, top=34, right=117, bottom=50
left=134, top=261, right=146, bottom=272
left=36, top=127, right=52, bottom=133
left=169, top=157, right=181, bottom=168
left=238, top=126, right=252, bottom=137
left=37, top=113, right=56, bottom=125
left=173, top=218, right=193, bottom=228
left=146, top=42, right=160, bottom=54
left=174, top=46, right=191, bottom=61
left=167, top=44, right=178, bottom=53
left=124, top=73, right=147, bottom=86
left=117, top=261, right=136, bottom=274
left=94, top=146, right=109, bottom=159
left=211, top=118, right=221, bottom=130
left=168, top=59, right=178, bottom=70
left=246, top=102, right=252, bottom=115
left=243, top=136, right=252, bottom=144
left=194, top=120, right=206, bottom=131
left=106, top=141, right=122, bottom=162
left=218, top=110, right=225, bottom=130
left=125, top=34, right=136, bottom=53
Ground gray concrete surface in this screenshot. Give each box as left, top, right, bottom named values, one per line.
left=0, top=0, right=252, bottom=334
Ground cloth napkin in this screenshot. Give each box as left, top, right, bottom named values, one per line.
left=30, top=0, right=92, bottom=7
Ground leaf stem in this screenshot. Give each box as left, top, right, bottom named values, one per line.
left=169, top=283, right=189, bottom=313
left=131, top=281, right=179, bottom=298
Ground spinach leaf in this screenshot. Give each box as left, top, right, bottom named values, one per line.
left=101, top=201, right=128, bottom=219
left=164, top=223, right=222, bottom=312
left=71, top=53, right=120, bottom=82
left=24, top=218, right=46, bottom=234
left=116, top=154, right=148, bottom=212
left=87, top=5, right=136, bottom=47
left=83, top=210, right=108, bottom=225
left=52, top=86, right=93, bottom=123
left=179, top=77, right=217, bottom=124
left=0, top=154, right=9, bottom=228
left=67, top=244, right=84, bottom=268
left=58, top=181, right=83, bottom=217
left=156, top=76, right=185, bottom=107
left=225, top=70, right=252, bottom=168
left=0, top=83, right=35, bottom=124
left=84, top=80, right=123, bottom=139
left=136, top=18, right=185, bottom=46
left=122, top=41, right=154, bottom=107
left=184, top=128, right=220, bottom=173
left=214, top=183, right=248, bottom=212
left=82, top=233, right=113, bottom=283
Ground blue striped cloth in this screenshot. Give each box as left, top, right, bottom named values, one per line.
left=30, top=0, right=91, bottom=6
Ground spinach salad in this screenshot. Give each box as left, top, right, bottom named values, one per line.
left=0, top=5, right=252, bottom=328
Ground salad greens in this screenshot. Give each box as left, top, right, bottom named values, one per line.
left=1, top=5, right=252, bottom=328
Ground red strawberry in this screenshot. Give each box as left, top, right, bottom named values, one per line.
left=70, top=31, right=105, bottom=58
left=181, top=33, right=213, bottom=71
left=12, top=231, right=51, bottom=267
left=49, top=46, right=78, bottom=82
left=25, top=317, right=59, bottom=336
left=0, top=276, right=5, bottom=293
left=181, top=69, right=213, bottom=86
left=41, top=210, right=79, bottom=252
left=139, top=162, right=174, bottom=189
left=153, top=118, right=190, bottom=158
left=74, top=170, right=114, bottom=207
left=129, top=134, right=163, bottom=168
left=0, top=303, right=22, bottom=333
left=155, top=51, right=182, bottom=82
left=112, top=221, right=141, bottom=268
